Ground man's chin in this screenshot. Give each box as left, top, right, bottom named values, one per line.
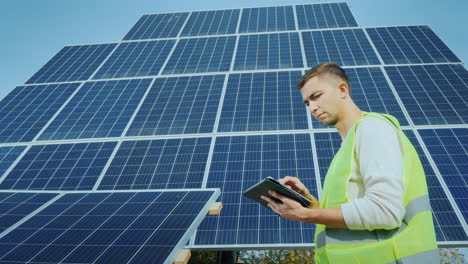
left=320, top=118, right=336, bottom=126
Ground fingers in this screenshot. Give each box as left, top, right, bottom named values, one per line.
left=279, top=176, right=310, bottom=196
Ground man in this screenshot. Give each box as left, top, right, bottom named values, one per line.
left=261, top=62, right=439, bottom=263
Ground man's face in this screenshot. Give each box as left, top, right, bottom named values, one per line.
left=300, top=74, right=344, bottom=126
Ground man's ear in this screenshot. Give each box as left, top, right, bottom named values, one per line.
left=338, top=82, right=349, bottom=99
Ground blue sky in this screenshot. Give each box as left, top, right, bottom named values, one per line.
left=1, top=0, right=466, bottom=101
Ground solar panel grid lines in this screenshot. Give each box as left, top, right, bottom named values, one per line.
left=92, top=140, right=123, bottom=191
left=0, top=83, right=82, bottom=144
left=0, top=192, right=60, bottom=234
left=123, top=12, right=190, bottom=40
left=217, top=71, right=308, bottom=132
left=239, top=6, right=296, bottom=33
left=308, top=132, right=324, bottom=197
left=0, top=141, right=117, bottom=191
left=295, top=2, right=359, bottom=30
left=37, top=78, right=152, bottom=141
left=26, top=43, right=118, bottom=85
left=162, top=35, right=237, bottom=75
left=366, top=26, right=462, bottom=65
left=0, top=146, right=28, bottom=184
left=97, top=137, right=211, bottom=190
left=301, top=29, right=380, bottom=67
left=180, top=9, right=240, bottom=37
left=28, top=86, right=96, bottom=145
left=418, top=25, right=462, bottom=63
left=404, top=130, right=468, bottom=241
left=384, top=64, right=468, bottom=126
left=119, top=77, right=158, bottom=137
left=92, top=40, right=176, bottom=80
left=126, top=75, right=224, bottom=137
left=234, top=32, right=304, bottom=71
left=416, top=128, right=468, bottom=236
left=0, top=189, right=220, bottom=264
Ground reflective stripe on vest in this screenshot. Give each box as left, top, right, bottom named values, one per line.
left=316, top=194, right=431, bottom=248
left=389, top=248, right=440, bottom=264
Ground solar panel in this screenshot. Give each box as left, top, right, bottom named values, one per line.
left=0, top=83, right=80, bottom=143
left=234, top=32, right=303, bottom=71
left=419, top=128, right=468, bottom=224
left=37, top=79, right=151, bottom=141
left=218, top=71, right=309, bottom=132
left=302, top=29, right=380, bottom=66
left=193, top=134, right=316, bottom=247
left=0, top=190, right=219, bottom=264
left=311, top=67, right=409, bottom=129
left=98, top=137, right=211, bottom=190
left=123, top=12, right=190, bottom=40
left=385, top=64, right=468, bottom=125
left=0, top=147, right=25, bottom=179
left=295, top=3, right=358, bottom=29
left=314, top=130, right=468, bottom=242
left=0, top=192, right=58, bottom=233
left=366, top=26, right=461, bottom=64
left=26, top=44, right=117, bottom=84
left=0, top=142, right=117, bottom=190
left=404, top=130, right=467, bottom=241
left=126, top=75, right=224, bottom=136
left=93, top=40, right=175, bottom=79
left=239, top=6, right=295, bottom=33
left=162, top=36, right=236, bottom=74
left=180, top=9, right=240, bottom=37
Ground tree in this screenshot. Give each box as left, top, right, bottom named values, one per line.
left=239, top=249, right=315, bottom=264
left=439, top=248, right=465, bottom=264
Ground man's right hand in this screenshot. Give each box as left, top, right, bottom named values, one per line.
left=279, top=176, right=320, bottom=209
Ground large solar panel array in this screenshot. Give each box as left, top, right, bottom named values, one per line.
left=0, top=1, right=466, bottom=257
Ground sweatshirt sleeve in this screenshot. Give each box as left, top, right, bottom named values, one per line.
left=341, top=117, right=405, bottom=231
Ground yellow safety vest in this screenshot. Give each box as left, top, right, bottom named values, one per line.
left=314, top=112, right=439, bottom=264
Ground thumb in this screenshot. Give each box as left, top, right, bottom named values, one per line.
left=305, top=193, right=320, bottom=209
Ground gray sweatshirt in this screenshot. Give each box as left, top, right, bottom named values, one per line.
left=341, top=117, right=406, bottom=230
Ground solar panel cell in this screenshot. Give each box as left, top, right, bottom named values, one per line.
left=37, top=79, right=151, bottom=140
left=123, top=13, right=189, bottom=40
left=218, top=71, right=308, bottom=132
left=163, top=36, right=236, bottom=74
left=93, top=41, right=175, bottom=79
left=98, top=137, right=211, bottom=190
left=302, top=29, right=380, bottom=67
left=0, top=83, right=80, bottom=143
left=385, top=64, right=468, bottom=125
left=234, top=32, right=303, bottom=70
left=0, top=142, right=117, bottom=191
left=181, top=9, right=240, bottom=37
left=26, top=44, right=117, bottom=84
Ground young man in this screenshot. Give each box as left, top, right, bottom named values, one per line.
left=261, top=63, right=439, bottom=263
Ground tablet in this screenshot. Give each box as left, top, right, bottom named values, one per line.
left=243, top=177, right=311, bottom=209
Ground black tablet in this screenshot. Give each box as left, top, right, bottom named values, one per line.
left=243, top=177, right=311, bottom=209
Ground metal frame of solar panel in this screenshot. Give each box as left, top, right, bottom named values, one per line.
left=0, top=1, right=466, bottom=253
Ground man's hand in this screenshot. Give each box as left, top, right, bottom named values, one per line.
left=261, top=190, right=307, bottom=222
left=279, top=176, right=319, bottom=209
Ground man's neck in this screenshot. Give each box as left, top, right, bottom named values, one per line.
left=335, top=103, right=362, bottom=141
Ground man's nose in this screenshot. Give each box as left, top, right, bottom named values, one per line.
left=308, top=101, right=318, bottom=113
